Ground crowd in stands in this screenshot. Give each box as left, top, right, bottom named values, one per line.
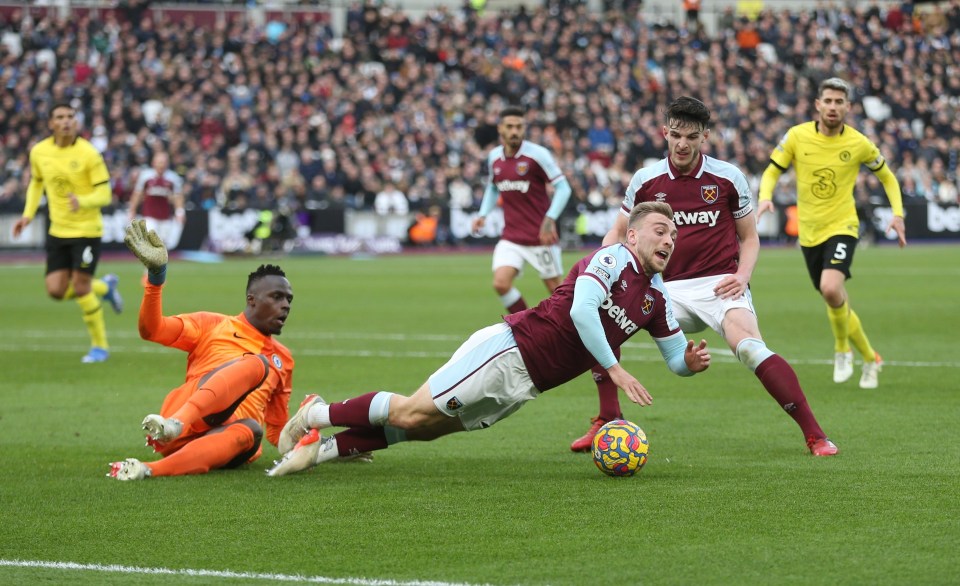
left=1, top=0, right=959, bottom=237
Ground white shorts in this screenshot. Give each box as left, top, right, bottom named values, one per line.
left=428, top=323, right=538, bottom=431
left=144, top=217, right=184, bottom=251
left=492, top=240, right=563, bottom=280
left=666, top=275, right=756, bottom=338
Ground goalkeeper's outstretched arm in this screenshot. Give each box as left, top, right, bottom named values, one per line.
left=124, top=219, right=169, bottom=285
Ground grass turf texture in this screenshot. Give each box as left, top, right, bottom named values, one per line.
left=0, top=244, right=958, bottom=585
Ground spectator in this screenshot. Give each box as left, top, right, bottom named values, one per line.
left=0, top=1, right=957, bottom=246
left=373, top=181, right=409, bottom=216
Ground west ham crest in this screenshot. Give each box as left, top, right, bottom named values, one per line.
left=516, top=161, right=530, bottom=176
left=701, top=185, right=718, bottom=204
left=641, top=293, right=655, bottom=315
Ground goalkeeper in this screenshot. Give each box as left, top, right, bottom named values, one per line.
left=107, top=220, right=296, bottom=480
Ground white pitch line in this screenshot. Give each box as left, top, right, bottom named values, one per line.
left=0, top=559, right=500, bottom=586
left=1, top=332, right=958, bottom=369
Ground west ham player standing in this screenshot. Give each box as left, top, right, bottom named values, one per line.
left=601, top=97, right=838, bottom=456
left=470, top=106, right=624, bottom=452
left=127, top=151, right=186, bottom=250
left=470, top=105, right=571, bottom=311
left=267, top=202, right=712, bottom=477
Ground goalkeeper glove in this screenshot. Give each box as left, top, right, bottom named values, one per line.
left=124, top=219, right=169, bottom=285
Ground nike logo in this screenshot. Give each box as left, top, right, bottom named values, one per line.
left=830, top=259, right=843, bottom=264
left=233, top=333, right=244, bottom=339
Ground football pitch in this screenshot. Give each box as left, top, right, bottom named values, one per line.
left=1, top=243, right=958, bottom=585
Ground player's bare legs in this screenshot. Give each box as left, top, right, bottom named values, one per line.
left=387, top=382, right=462, bottom=430
left=542, top=276, right=562, bottom=292
left=492, top=266, right=526, bottom=313
left=44, top=269, right=76, bottom=299
left=721, top=308, right=837, bottom=455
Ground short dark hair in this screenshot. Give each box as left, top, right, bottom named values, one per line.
left=247, top=264, right=286, bottom=292
left=500, top=105, right=526, bottom=120
left=49, top=102, right=75, bottom=118
left=666, top=96, right=711, bottom=131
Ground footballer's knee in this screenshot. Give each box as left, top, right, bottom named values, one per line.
left=221, top=419, right=263, bottom=469
left=735, top=338, right=775, bottom=372
left=234, top=418, right=264, bottom=447
left=387, top=397, right=445, bottom=430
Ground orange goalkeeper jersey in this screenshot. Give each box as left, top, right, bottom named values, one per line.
left=139, top=283, right=292, bottom=446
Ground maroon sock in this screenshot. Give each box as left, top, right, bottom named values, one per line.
left=507, top=297, right=528, bottom=314
left=755, top=355, right=825, bottom=440
left=328, top=392, right=379, bottom=428
left=334, top=427, right=388, bottom=456
left=592, top=364, right=622, bottom=421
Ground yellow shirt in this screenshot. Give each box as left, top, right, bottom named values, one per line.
left=25, top=136, right=112, bottom=238
left=767, top=122, right=886, bottom=247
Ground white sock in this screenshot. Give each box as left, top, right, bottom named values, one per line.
left=306, top=403, right=331, bottom=429
left=369, top=391, right=394, bottom=426
left=499, top=287, right=522, bottom=308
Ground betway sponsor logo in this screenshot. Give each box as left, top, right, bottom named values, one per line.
left=496, top=180, right=531, bottom=193
left=600, top=294, right=639, bottom=335
left=674, top=209, right=720, bottom=227
left=927, top=202, right=960, bottom=232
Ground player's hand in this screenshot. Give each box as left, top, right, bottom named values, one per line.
left=714, top=273, right=748, bottom=300
left=887, top=215, right=907, bottom=248
left=539, top=217, right=559, bottom=245
left=12, top=216, right=31, bottom=238
left=68, top=192, right=79, bottom=212
left=470, top=216, right=486, bottom=235
left=607, top=364, right=653, bottom=406
left=684, top=339, right=711, bottom=373
left=755, top=200, right=775, bottom=222
left=124, top=219, right=168, bottom=271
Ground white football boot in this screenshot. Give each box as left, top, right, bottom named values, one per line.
left=833, top=351, right=854, bottom=383
left=107, top=458, right=151, bottom=481
left=141, top=414, right=183, bottom=443
left=277, top=394, right=327, bottom=455
left=859, top=353, right=883, bottom=389
left=267, top=429, right=333, bottom=477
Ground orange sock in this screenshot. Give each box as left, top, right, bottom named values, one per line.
left=170, top=355, right=269, bottom=429
left=147, top=423, right=255, bottom=477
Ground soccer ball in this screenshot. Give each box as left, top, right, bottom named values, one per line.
left=592, top=419, right=649, bottom=477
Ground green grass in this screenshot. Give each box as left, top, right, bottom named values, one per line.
left=0, top=243, right=958, bottom=585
